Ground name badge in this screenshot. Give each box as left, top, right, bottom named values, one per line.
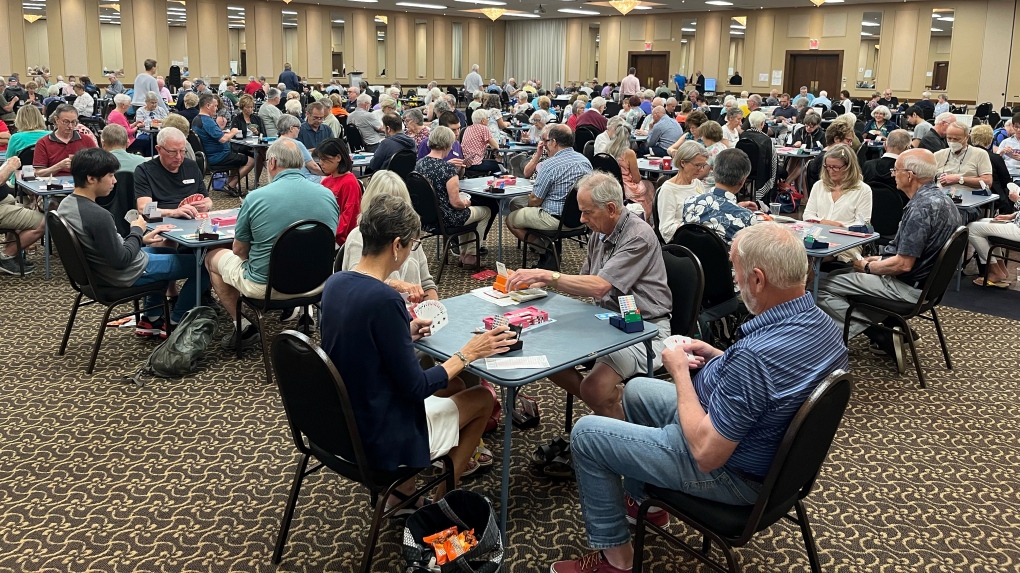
left=183, top=179, right=196, bottom=184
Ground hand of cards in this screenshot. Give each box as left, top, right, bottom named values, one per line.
left=412, top=300, right=449, bottom=334
left=178, top=193, right=206, bottom=208
left=663, top=335, right=697, bottom=363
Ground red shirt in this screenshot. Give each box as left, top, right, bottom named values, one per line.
left=567, top=113, right=578, bottom=131
left=575, top=109, right=608, bottom=133
left=244, top=80, right=262, bottom=95
left=0, top=120, right=8, bottom=152
left=321, top=172, right=361, bottom=245
left=33, top=130, right=97, bottom=176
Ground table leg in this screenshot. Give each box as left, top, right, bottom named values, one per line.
left=496, top=198, right=506, bottom=263
left=810, top=258, right=822, bottom=301
left=43, top=198, right=52, bottom=279
left=499, top=385, right=517, bottom=537
left=195, top=247, right=206, bottom=303
left=254, top=148, right=265, bottom=189
left=644, top=339, right=654, bottom=376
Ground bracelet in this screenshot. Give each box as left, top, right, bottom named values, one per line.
left=454, top=351, right=470, bottom=365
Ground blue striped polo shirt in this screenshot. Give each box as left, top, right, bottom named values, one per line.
left=692, top=293, right=849, bottom=478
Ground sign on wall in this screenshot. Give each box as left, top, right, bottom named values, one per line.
left=809, top=39, right=819, bottom=50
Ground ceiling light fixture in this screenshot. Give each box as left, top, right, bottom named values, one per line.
left=455, top=0, right=506, bottom=5
left=480, top=7, right=506, bottom=19
left=23, top=13, right=42, bottom=22
left=608, top=0, right=640, bottom=15
left=558, top=8, right=600, bottom=14
left=282, top=10, right=298, bottom=14
left=504, top=11, right=540, bottom=17
left=333, top=19, right=344, bottom=23
left=862, top=21, right=880, bottom=27
left=681, top=27, right=696, bottom=31
left=705, top=1, right=732, bottom=5
left=938, top=16, right=954, bottom=21
left=809, top=0, right=825, bottom=6
left=395, top=2, right=447, bottom=8
left=633, top=5, right=652, bottom=9
left=930, top=27, right=942, bottom=32
left=730, top=24, right=745, bottom=29
left=860, top=31, right=871, bottom=36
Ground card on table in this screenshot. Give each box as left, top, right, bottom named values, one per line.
left=595, top=312, right=617, bottom=320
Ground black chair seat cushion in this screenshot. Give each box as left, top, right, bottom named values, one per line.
left=646, top=484, right=797, bottom=540
left=424, top=221, right=479, bottom=235
left=527, top=226, right=587, bottom=239
left=242, top=294, right=322, bottom=312
left=81, top=280, right=171, bottom=304
left=846, top=294, right=916, bottom=316
left=988, top=235, right=1020, bottom=250
left=309, top=441, right=426, bottom=492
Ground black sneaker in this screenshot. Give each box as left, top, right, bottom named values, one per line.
left=135, top=316, right=168, bottom=338
left=868, top=328, right=905, bottom=373
left=220, top=325, right=261, bottom=350
left=0, top=256, right=32, bottom=275
left=279, top=307, right=302, bottom=323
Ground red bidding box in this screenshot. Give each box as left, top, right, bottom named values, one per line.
left=483, top=306, right=549, bottom=330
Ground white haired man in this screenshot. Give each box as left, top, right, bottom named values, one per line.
left=348, top=94, right=385, bottom=151
left=464, top=64, right=483, bottom=94
left=548, top=222, right=849, bottom=573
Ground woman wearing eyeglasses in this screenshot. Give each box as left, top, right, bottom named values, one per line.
left=804, top=144, right=873, bottom=262
left=656, top=141, right=708, bottom=243
left=321, top=193, right=515, bottom=507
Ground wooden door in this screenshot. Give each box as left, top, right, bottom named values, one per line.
left=784, top=51, right=843, bottom=97
left=932, top=62, right=949, bottom=90
left=629, top=53, right=670, bottom=90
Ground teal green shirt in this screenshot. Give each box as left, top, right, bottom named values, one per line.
left=6, top=130, right=48, bottom=162
left=111, top=149, right=148, bottom=174
left=234, top=169, right=340, bottom=284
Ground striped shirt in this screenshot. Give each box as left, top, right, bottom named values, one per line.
left=692, top=293, right=849, bottom=478
left=532, top=148, right=592, bottom=217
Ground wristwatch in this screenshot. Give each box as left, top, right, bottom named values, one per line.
left=550, top=271, right=561, bottom=289
left=454, top=351, right=470, bottom=365
left=864, top=262, right=872, bottom=274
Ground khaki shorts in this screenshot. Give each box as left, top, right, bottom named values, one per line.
left=0, top=195, right=43, bottom=231
left=506, top=206, right=561, bottom=231
left=216, top=249, right=324, bottom=300
left=596, top=318, right=670, bottom=379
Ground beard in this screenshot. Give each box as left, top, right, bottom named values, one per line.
left=741, top=284, right=762, bottom=316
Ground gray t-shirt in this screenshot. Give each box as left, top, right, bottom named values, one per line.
left=56, top=194, right=148, bottom=287
left=580, top=210, right=672, bottom=320
left=884, top=181, right=961, bottom=286
left=912, top=121, right=932, bottom=142
left=348, top=108, right=384, bottom=146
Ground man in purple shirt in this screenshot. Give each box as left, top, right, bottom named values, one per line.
left=416, top=112, right=464, bottom=165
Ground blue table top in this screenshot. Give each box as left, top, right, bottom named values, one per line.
left=785, top=221, right=880, bottom=258
left=951, top=188, right=999, bottom=209
left=148, top=208, right=239, bottom=248
left=414, top=292, right=658, bottom=387
left=16, top=176, right=74, bottom=196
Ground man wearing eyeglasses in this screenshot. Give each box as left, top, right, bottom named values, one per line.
left=297, top=101, right=332, bottom=153
left=33, top=104, right=97, bottom=177
left=134, top=128, right=209, bottom=219
left=817, top=148, right=961, bottom=368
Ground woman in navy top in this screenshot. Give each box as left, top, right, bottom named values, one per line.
left=320, top=194, right=514, bottom=505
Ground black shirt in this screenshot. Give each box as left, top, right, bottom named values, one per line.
left=772, top=105, right=798, bottom=121
left=919, top=130, right=947, bottom=154
left=134, top=157, right=206, bottom=209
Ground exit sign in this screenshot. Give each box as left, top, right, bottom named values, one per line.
left=809, top=39, right=819, bottom=50
left=644, top=43, right=652, bottom=51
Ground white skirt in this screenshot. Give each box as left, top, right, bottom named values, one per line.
left=425, top=396, right=460, bottom=460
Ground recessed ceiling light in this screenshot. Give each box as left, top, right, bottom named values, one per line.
left=228, top=6, right=244, bottom=10
left=681, top=27, right=696, bottom=31
left=930, top=27, right=942, bottom=32
left=504, top=11, right=540, bottom=17
left=558, top=8, right=600, bottom=14
left=731, top=31, right=743, bottom=35
left=396, top=2, right=447, bottom=8
left=860, top=32, right=872, bottom=36
left=705, top=1, right=732, bottom=5
left=282, top=10, right=297, bottom=14
left=347, top=0, right=378, bottom=2
left=938, top=16, right=954, bottom=21
left=730, top=24, right=745, bottom=29
left=634, top=5, right=652, bottom=8
left=333, top=19, right=344, bottom=23
left=454, top=0, right=506, bottom=5
left=862, top=21, right=880, bottom=27
left=826, top=0, right=844, bottom=3
left=681, top=39, right=688, bottom=43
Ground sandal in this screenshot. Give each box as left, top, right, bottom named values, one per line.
left=385, top=495, right=431, bottom=519
left=474, top=440, right=493, bottom=467
left=973, top=277, right=1009, bottom=288
left=462, top=457, right=489, bottom=478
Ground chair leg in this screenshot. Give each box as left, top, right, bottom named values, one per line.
left=60, top=292, right=84, bottom=355
left=163, top=297, right=173, bottom=336
left=897, top=317, right=926, bottom=389
left=720, top=544, right=741, bottom=573
left=794, top=500, right=823, bottom=573
left=88, top=304, right=116, bottom=374
left=256, top=310, right=274, bottom=385
left=701, top=534, right=712, bottom=554
left=358, top=485, right=392, bottom=573
left=235, top=299, right=244, bottom=359
left=564, top=392, right=574, bottom=434
left=521, top=234, right=530, bottom=268
left=272, top=453, right=310, bottom=564
left=930, top=307, right=953, bottom=370
left=632, top=504, right=649, bottom=573
left=841, top=302, right=855, bottom=344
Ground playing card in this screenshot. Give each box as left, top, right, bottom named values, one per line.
left=618, top=295, right=637, bottom=314
left=595, top=312, right=616, bottom=320
left=663, top=335, right=697, bottom=361
left=496, top=261, right=508, bottom=277
left=413, top=300, right=449, bottom=334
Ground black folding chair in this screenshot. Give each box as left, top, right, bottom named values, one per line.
left=520, top=186, right=588, bottom=271
left=634, top=370, right=854, bottom=573
left=672, top=223, right=740, bottom=346
left=582, top=140, right=595, bottom=160
left=981, top=235, right=1020, bottom=288
left=235, top=220, right=336, bottom=386
left=385, top=149, right=418, bottom=181
left=406, top=171, right=481, bottom=282
left=663, top=244, right=705, bottom=338
left=97, top=171, right=136, bottom=238
left=345, top=121, right=365, bottom=152
left=332, top=243, right=347, bottom=274
left=573, top=125, right=599, bottom=154
left=869, top=183, right=903, bottom=247
left=48, top=212, right=170, bottom=374
left=842, top=226, right=968, bottom=387
left=269, top=330, right=454, bottom=572
left=590, top=152, right=624, bottom=189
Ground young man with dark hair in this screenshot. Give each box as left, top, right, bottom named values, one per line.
left=368, top=112, right=416, bottom=173
left=417, top=111, right=464, bottom=162
left=55, top=148, right=209, bottom=336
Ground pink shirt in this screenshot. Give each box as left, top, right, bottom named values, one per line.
left=620, top=74, right=641, bottom=97
left=107, top=109, right=136, bottom=144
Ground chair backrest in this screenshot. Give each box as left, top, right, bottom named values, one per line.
left=573, top=125, right=599, bottom=153
left=604, top=101, right=622, bottom=117
left=582, top=140, right=595, bottom=160
left=344, top=121, right=364, bottom=152
left=651, top=187, right=665, bottom=243
left=385, top=149, right=418, bottom=181
left=46, top=211, right=98, bottom=292
left=975, top=102, right=992, bottom=119
left=662, top=245, right=705, bottom=337
left=590, top=152, right=624, bottom=187
left=737, top=370, right=853, bottom=545
left=822, top=110, right=838, bottom=120
left=406, top=171, right=442, bottom=232
left=193, top=150, right=207, bottom=174
left=912, top=226, right=969, bottom=313
left=97, top=171, right=135, bottom=238
left=17, top=146, right=35, bottom=168
left=270, top=330, right=381, bottom=487
left=332, top=243, right=346, bottom=273
left=558, top=185, right=584, bottom=230
left=869, top=183, right=903, bottom=237
left=186, top=129, right=205, bottom=157
left=507, top=152, right=529, bottom=178
left=264, top=220, right=337, bottom=300
left=514, top=112, right=530, bottom=125
left=671, top=223, right=737, bottom=309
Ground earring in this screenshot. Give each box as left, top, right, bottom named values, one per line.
left=394, top=254, right=398, bottom=261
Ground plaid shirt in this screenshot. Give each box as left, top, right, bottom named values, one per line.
left=532, top=148, right=592, bottom=217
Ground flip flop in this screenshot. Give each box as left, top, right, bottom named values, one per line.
left=973, top=277, right=1009, bottom=288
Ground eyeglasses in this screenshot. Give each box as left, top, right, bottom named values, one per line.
left=58, top=119, right=78, bottom=126
left=889, top=168, right=913, bottom=176
left=309, top=114, right=326, bottom=121
left=824, top=164, right=848, bottom=171
left=684, top=161, right=709, bottom=170
left=158, top=147, right=187, bottom=156
left=408, top=238, right=422, bottom=251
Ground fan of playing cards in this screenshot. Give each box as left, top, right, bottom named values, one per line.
left=413, top=300, right=449, bottom=334
left=179, top=194, right=206, bottom=208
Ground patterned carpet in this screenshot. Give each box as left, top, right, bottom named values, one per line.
left=2, top=190, right=1019, bottom=573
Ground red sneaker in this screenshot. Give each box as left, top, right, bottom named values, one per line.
left=625, top=495, right=669, bottom=528
left=549, top=551, right=632, bottom=573
left=135, top=317, right=168, bottom=339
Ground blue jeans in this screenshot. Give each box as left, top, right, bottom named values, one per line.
left=650, top=145, right=671, bottom=157
left=134, top=247, right=209, bottom=323
left=570, top=377, right=761, bottom=549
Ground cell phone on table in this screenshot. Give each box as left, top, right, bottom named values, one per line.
left=758, top=200, right=770, bottom=214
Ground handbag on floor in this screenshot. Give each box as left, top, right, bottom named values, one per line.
left=403, top=490, right=504, bottom=573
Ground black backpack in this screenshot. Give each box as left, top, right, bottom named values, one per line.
left=131, top=306, right=218, bottom=386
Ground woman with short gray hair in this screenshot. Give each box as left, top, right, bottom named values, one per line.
left=107, top=92, right=152, bottom=155
left=722, top=107, right=744, bottom=147
left=403, top=107, right=430, bottom=148
left=657, top=141, right=708, bottom=242
left=321, top=192, right=513, bottom=497
left=137, top=91, right=169, bottom=127
left=276, top=114, right=325, bottom=181
left=415, top=126, right=492, bottom=266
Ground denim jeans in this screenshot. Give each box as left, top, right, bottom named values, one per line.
left=134, top=247, right=209, bottom=323
left=570, top=377, right=761, bottom=549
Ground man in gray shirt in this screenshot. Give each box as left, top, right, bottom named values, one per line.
left=641, top=105, right=683, bottom=156
left=348, top=93, right=385, bottom=151
left=259, top=89, right=283, bottom=138
left=508, top=172, right=671, bottom=420
left=56, top=148, right=208, bottom=335
left=463, top=64, right=483, bottom=94
left=130, top=59, right=167, bottom=111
